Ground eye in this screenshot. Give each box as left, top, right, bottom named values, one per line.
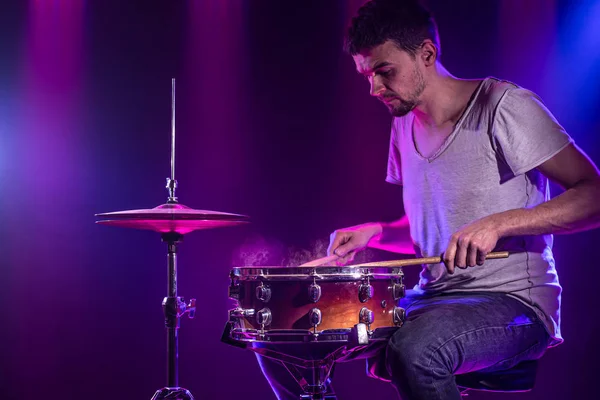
left=377, top=69, right=393, bottom=78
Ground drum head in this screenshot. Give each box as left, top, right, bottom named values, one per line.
left=231, top=265, right=403, bottom=281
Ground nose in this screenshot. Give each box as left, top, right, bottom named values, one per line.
left=369, top=76, right=385, bottom=97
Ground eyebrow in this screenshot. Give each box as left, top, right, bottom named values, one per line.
left=359, top=61, right=392, bottom=75
left=373, top=61, right=392, bottom=70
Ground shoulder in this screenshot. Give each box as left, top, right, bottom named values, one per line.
left=478, top=77, right=519, bottom=107
left=477, top=77, right=549, bottom=118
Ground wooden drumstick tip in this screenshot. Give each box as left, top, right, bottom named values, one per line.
left=299, top=254, right=340, bottom=267
left=484, top=251, right=510, bottom=259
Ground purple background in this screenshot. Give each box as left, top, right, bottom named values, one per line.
left=1, top=1, right=599, bottom=399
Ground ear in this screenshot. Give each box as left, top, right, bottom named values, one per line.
left=420, top=40, right=438, bottom=67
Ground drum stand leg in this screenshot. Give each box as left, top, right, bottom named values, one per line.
left=281, top=360, right=337, bottom=400
left=249, top=344, right=345, bottom=399
left=151, top=233, right=196, bottom=400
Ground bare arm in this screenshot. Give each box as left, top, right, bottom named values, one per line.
left=444, top=143, right=600, bottom=273
left=367, top=215, right=415, bottom=254
left=495, top=143, right=600, bottom=236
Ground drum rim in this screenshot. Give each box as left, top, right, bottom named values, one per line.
left=229, top=327, right=393, bottom=344
left=231, top=266, right=404, bottom=280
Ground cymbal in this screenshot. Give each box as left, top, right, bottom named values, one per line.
left=95, top=203, right=249, bottom=234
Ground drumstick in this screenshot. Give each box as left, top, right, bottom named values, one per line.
left=347, top=251, right=510, bottom=268
left=299, top=254, right=340, bottom=267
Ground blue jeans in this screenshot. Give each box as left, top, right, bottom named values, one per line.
left=255, top=291, right=551, bottom=400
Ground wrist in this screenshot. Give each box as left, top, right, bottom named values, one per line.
left=352, top=221, right=382, bottom=232
left=360, top=222, right=383, bottom=243
left=372, top=222, right=384, bottom=235
left=492, top=208, right=528, bottom=238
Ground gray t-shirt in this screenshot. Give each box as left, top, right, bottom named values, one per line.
left=386, top=77, right=572, bottom=346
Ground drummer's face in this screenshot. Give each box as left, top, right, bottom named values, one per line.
left=352, top=41, right=426, bottom=117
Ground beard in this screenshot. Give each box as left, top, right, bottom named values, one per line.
left=386, top=98, right=418, bottom=117
left=384, top=67, right=426, bottom=117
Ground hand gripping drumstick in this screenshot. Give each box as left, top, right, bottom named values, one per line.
left=299, top=251, right=509, bottom=268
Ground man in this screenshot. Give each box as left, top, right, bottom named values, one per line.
left=256, top=0, right=600, bottom=399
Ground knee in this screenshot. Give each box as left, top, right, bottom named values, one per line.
left=385, top=328, right=449, bottom=376
left=386, top=329, right=426, bottom=370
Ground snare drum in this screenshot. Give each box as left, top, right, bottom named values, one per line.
left=226, top=265, right=406, bottom=343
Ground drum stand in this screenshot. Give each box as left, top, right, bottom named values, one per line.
left=151, top=232, right=196, bottom=400
left=252, top=346, right=341, bottom=400
left=284, top=359, right=338, bottom=400
left=224, top=322, right=373, bottom=400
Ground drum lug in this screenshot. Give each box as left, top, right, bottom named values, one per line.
left=255, top=283, right=272, bottom=303
left=308, top=282, right=322, bottom=303
left=309, top=307, right=322, bottom=328
left=359, top=307, right=374, bottom=326
left=358, top=283, right=374, bottom=303
left=227, top=280, right=244, bottom=300
left=256, top=308, right=272, bottom=326
left=393, top=306, right=406, bottom=327
left=391, top=282, right=405, bottom=301
left=228, top=285, right=241, bottom=300
left=228, top=272, right=242, bottom=300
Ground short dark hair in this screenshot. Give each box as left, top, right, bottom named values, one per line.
left=344, top=0, right=441, bottom=58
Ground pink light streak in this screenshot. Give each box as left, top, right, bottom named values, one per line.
left=20, top=0, right=85, bottom=193
left=11, top=1, right=86, bottom=395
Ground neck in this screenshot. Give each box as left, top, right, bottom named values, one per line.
left=413, top=64, right=479, bottom=128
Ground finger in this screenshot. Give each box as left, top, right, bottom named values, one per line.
left=327, top=231, right=349, bottom=256
left=443, top=236, right=458, bottom=274
left=455, top=236, right=469, bottom=269
left=327, top=232, right=337, bottom=256
left=336, top=250, right=356, bottom=266
left=467, top=242, right=478, bottom=267
left=347, top=251, right=356, bottom=263
left=476, top=249, right=487, bottom=266
left=335, top=241, right=357, bottom=258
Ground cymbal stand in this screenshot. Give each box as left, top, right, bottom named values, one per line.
left=151, top=78, right=196, bottom=400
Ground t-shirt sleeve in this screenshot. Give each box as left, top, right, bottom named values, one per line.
left=493, top=88, right=573, bottom=177
left=386, top=118, right=403, bottom=185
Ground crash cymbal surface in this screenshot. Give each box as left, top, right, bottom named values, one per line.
left=96, top=203, right=249, bottom=234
